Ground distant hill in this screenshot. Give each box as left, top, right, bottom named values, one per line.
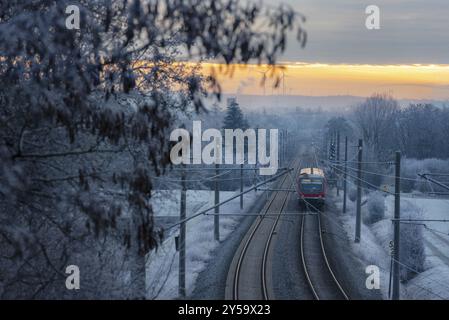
left=210, top=94, right=449, bottom=113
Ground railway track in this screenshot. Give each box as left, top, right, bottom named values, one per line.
left=299, top=150, right=350, bottom=300
left=299, top=202, right=349, bottom=300
left=225, top=158, right=299, bottom=300
left=226, top=151, right=349, bottom=300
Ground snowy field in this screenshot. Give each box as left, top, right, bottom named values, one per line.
left=402, top=196, right=449, bottom=299
left=333, top=191, right=449, bottom=300
left=146, top=189, right=260, bottom=299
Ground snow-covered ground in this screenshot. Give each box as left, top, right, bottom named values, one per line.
left=333, top=191, right=449, bottom=300
left=146, top=189, right=260, bottom=299
left=402, top=196, right=449, bottom=299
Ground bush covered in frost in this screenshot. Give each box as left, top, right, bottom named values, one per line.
left=348, top=186, right=357, bottom=202
left=400, top=201, right=426, bottom=281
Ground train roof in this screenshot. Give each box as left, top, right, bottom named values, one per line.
left=299, top=167, right=324, bottom=177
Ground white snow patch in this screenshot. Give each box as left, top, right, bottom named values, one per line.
left=334, top=190, right=449, bottom=300
left=406, top=266, right=449, bottom=299
left=146, top=189, right=259, bottom=299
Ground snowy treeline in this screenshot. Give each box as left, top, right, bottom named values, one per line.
left=325, top=94, right=449, bottom=189
left=353, top=94, right=449, bottom=161
left=326, top=94, right=449, bottom=160
left=327, top=93, right=449, bottom=297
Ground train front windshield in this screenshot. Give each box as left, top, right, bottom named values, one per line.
left=300, top=178, right=323, bottom=193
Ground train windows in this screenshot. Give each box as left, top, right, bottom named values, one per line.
left=300, top=179, right=323, bottom=193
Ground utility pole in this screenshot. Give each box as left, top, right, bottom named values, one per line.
left=179, top=166, right=186, bottom=298
left=214, top=163, right=220, bottom=241
left=337, top=131, right=340, bottom=196
left=281, top=130, right=284, bottom=167
left=355, top=139, right=363, bottom=243
left=285, top=131, right=288, bottom=161
left=392, top=151, right=401, bottom=300
left=279, top=130, right=282, bottom=167
left=130, top=209, right=146, bottom=298
left=255, top=127, right=259, bottom=192
left=240, top=164, right=244, bottom=209
left=283, top=130, right=286, bottom=163
left=343, top=136, right=348, bottom=213
left=282, top=130, right=285, bottom=166
left=332, top=131, right=337, bottom=160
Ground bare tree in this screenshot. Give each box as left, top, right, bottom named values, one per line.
left=399, top=104, right=447, bottom=159
left=0, top=0, right=306, bottom=298
left=353, top=93, right=400, bottom=161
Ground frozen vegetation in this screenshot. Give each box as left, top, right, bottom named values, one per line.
left=146, top=189, right=259, bottom=299
left=0, top=0, right=303, bottom=299
left=334, top=189, right=449, bottom=300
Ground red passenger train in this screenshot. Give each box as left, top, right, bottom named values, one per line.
left=297, top=167, right=327, bottom=208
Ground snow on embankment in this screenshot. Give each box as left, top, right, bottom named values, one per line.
left=335, top=191, right=449, bottom=300
left=402, top=197, right=449, bottom=299
left=146, top=189, right=258, bottom=299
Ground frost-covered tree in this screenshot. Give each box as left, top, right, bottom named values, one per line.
left=353, top=94, right=400, bottom=161
left=223, top=101, right=249, bottom=130
left=398, top=104, right=448, bottom=159
left=351, top=94, right=400, bottom=187
left=325, top=116, right=353, bottom=140
left=0, top=0, right=306, bottom=298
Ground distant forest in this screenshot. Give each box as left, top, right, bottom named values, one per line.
left=326, top=93, right=449, bottom=161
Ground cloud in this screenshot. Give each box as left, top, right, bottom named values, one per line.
left=263, top=0, right=449, bottom=64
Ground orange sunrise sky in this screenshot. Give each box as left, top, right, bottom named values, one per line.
left=199, top=62, right=449, bottom=101
left=193, top=0, right=449, bottom=101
